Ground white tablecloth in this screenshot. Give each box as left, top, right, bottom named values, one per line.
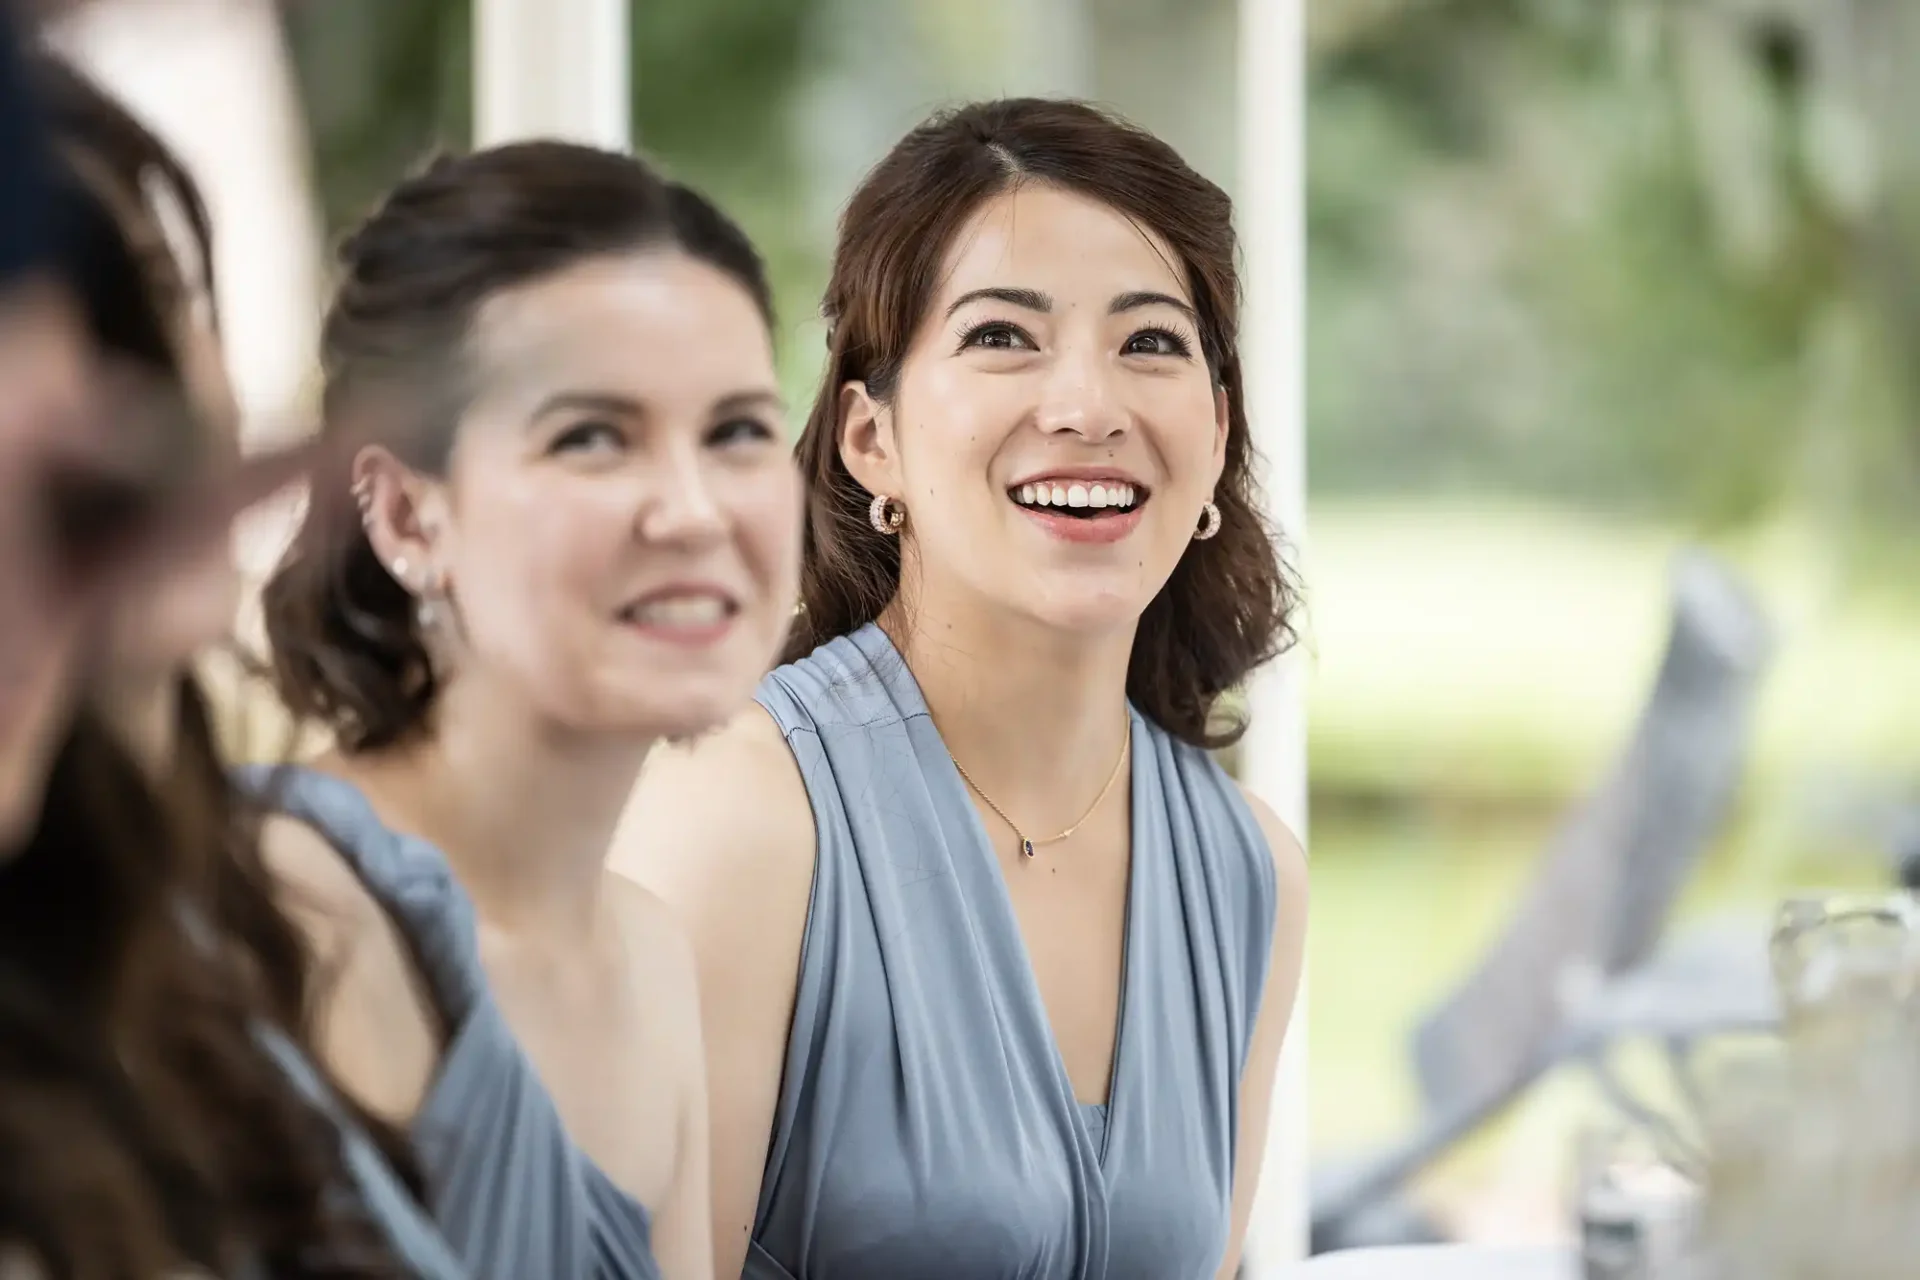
left=1272, top=1245, right=1578, bottom=1278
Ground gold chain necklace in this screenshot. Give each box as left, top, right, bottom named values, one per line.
left=950, top=724, right=1131, bottom=860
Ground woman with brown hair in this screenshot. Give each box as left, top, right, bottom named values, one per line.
left=618, top=97, right=1310, bottom=1280
left=247, top=139, right=801, bottom=1280
left=0, top=58, right=462, bottom=1280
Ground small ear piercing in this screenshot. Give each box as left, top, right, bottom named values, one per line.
left=390, top=556, right=410, bottom=581
left=1194, top=501, right=1221, bottom=542
left=351, top=476, right=374, bottom=516
left=868, top=493, right=905, bottom=536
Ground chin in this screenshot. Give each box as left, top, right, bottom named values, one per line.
left=584, top=680, right=755, bottom=744
left=1020, top=583, right=1158, bottom=637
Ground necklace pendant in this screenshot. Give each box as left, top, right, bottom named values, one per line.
left=1021, top=838, right=1035, bottom=859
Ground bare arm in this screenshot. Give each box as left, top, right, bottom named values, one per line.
left=1214, top=788, right=1310, bottom=1280
left=606, top=881, right=715, bottom=1280
left=610, top=706, right=816, bottom=1280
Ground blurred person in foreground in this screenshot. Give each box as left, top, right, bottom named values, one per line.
left=0, top=0, right=305, bottom=850
left=618, top=97, right=1309, bottom=1280
left=0, top=52, right=467, bottom=1280
left=0, top=0, right=104, bottom=847
left=245, top=140, right=800, bottom=1280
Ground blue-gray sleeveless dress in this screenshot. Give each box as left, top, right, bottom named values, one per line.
left=746, top=624, right=1280, bottom=1280
left=255, top=1026, right=469, bottom=1279
left=238, top=765, right=662, bottom=1280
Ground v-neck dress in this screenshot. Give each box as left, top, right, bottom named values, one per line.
left=236, top=765, right=662, bottom=1280
left=744, top=624, right=1280, bottom=1280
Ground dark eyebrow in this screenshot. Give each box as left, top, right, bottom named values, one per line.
left=1110, top=290, right=1198, bottom=323
left=944, top=286, right=1053, bottom=319
left=530, top=391, right=645, bottom=423
left=712, top=389, right=785, bottom=417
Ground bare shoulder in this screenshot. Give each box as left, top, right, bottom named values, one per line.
left=257, top=812, right=389, bottom=949
left=1233, top=783, right=1311, bottom=918
left=612, top=702, right=816, bottom=892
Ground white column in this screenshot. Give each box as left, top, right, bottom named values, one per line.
left=51, top=0, right=325, bottom=451
left=1236, top=0, right=1310, bottom=1273
left=473, top=0, right=630, bottom=150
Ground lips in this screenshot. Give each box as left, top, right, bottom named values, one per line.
left=617, top=586, right=739, bottom=646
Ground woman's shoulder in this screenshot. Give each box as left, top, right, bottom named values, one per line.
left=256, top=798, right=445, bottom=1125
left=1229, top=782, right=1309, bottom=921
left=620, top=703, right=815, bottom=877
left=259, top=808, right=392, bottom=948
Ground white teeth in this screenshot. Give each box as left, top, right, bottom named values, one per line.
left=1011, top=480, right=1140, bottom=511
left=629, top=596, right=726, bottom=627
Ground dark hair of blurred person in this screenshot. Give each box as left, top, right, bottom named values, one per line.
left=0, top=59, right=440, bottom=1280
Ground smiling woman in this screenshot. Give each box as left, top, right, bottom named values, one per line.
left=247, top=142, right=801, bottom=1280
left=616, top=97, right=1309, bottom=1280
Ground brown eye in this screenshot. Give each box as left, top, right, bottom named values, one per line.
left=1123, top=328, right=1194, bottom=358
left=708, top=418, right=776, bottom=448
left=549, top=421, right=625, bottom=454
left=956, top=320, right=1035, bottom=353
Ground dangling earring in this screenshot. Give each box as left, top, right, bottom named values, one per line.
left=868, top=493, right=906, bottom=536
left=415, top=568, right=449, bottom=631
left=1194, top=500, right=1221, bottom=542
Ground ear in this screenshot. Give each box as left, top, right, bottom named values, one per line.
left=837, top=380, right=903, bottom=500
left=1209, top=384, right=1231, bottom=490
left=351, top=446, right=452, bottom=594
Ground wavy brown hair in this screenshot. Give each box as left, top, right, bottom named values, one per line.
left=0, top=60, right=422, bottom=1278
left=786, top=97, right=1298, bottom=748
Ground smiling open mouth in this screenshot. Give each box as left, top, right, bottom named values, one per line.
left=1009, top=480, right=1147, bottom=519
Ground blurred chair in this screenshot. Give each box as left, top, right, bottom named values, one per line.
left=1310, top=549, right=1773, bottom=1254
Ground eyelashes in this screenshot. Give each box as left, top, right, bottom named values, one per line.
left=954, top=319, right=1032, bottom=353
left=953, top=317, right=1197, bottom=360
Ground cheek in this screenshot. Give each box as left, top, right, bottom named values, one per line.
left=449, top=489, right=624, bottom=655
left=732, top=465, right=802, bottom=598
left=902, top=365, right=1012, bottom=490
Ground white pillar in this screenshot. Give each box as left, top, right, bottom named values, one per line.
left=473, top=0, right=630, bottom=150
left=1237, top=0, right=1311, bottom=1272
left=51, top=0, right=325, bottom=451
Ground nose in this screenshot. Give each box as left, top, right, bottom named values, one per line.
left=633, top=443, right=727, bottom=547
left=1034, top=340, right=1128, bottom=443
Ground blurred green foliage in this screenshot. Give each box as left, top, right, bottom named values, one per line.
left=1310, top=0, right=1920, bottom=528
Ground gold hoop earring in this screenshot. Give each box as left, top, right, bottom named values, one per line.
left=868, top=493, right=905, bottom=536
left=1194, top=501, right=1221, bottom=542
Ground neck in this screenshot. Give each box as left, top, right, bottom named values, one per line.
left=97, top=671, right=181, bottom=778
left=884, top=584, right=1134, bottom=841
left=337, top=681, right=650, bottom=942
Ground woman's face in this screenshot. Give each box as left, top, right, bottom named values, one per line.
left=93, top=168, right=242, bottom=679
left=366, top=251, right=801, bottom=741
left=842, top=182, right=1228, bottom=639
